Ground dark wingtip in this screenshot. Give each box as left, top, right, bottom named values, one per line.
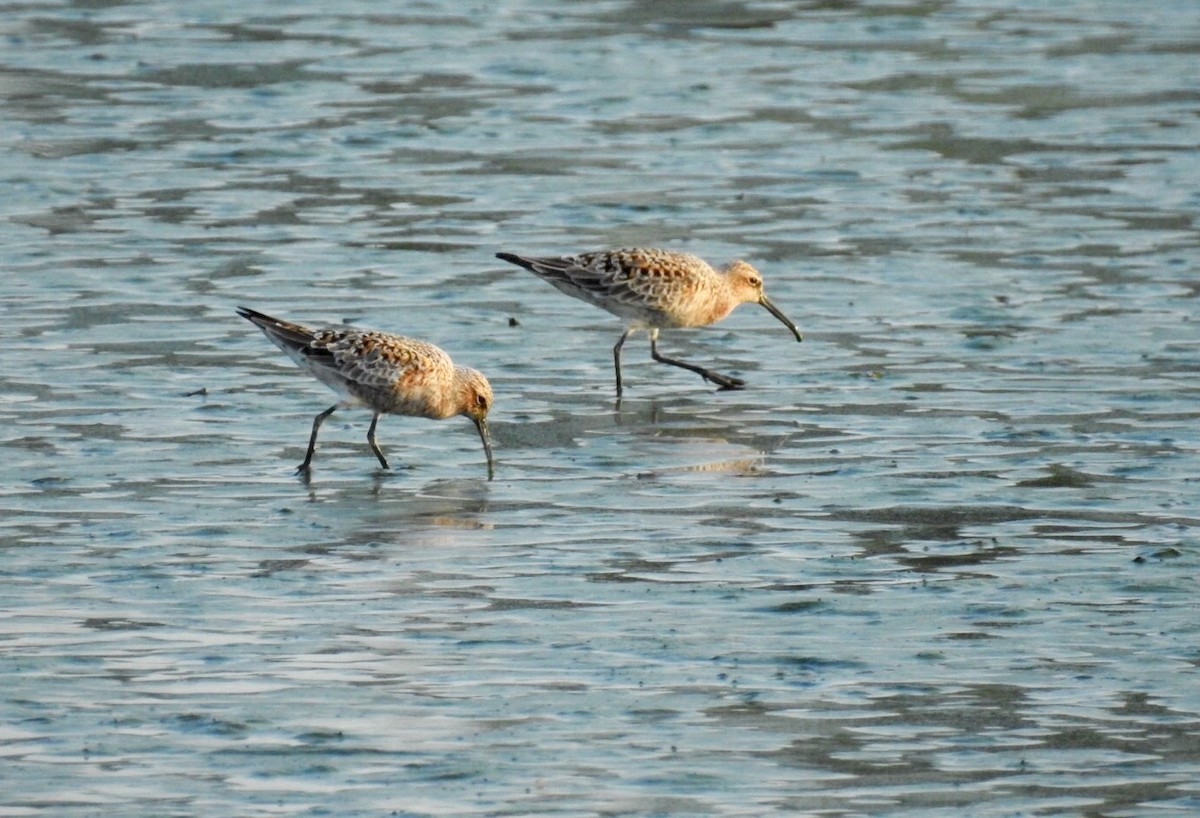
left=236, top=305, right=274, bottom=326
left=495, top=252, right=530, bottom=269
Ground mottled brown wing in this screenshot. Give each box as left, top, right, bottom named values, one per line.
left=304, top=330, right=452, bottom=393
left=500, top=249, right=708, bottom=319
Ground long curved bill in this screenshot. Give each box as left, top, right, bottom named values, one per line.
left=759, top=295, right=803, bottom=342
left=474, top=417, right=495, bottom=480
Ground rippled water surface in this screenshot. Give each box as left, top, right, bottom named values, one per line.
left=2, top=1, right=1198, bottom=815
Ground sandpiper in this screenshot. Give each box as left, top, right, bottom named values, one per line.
left=497, top=248, right=802, bottom=394
left=238, top=307, right=494, bottom=477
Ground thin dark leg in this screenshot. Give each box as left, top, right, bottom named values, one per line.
left=366, top=412, right=390, bottom=469
left=612, top=329, right=632, bottom=396
left=298, top=404, right=338, bottom=473
left=649, top=332, right=746, bottom=390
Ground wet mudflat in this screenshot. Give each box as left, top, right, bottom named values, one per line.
left=1, top=1, right=1198, bottom=815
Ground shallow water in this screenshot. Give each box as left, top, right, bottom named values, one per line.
left=2, top=1, right=1198, bottom=815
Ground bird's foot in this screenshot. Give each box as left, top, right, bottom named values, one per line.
left=709, top=373, right=747, bottom=390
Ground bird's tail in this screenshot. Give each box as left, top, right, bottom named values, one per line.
left=237, top=306, right=317, bottom=353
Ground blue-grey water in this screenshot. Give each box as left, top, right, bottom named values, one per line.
left=2, top=1, right=1198, bottom=816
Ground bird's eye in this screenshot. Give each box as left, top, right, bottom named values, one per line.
left=476, top=394, right=489, bottom=409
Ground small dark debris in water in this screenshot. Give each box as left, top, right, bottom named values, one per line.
left=184, top=387, right=207, bottom=397
left=277, top=507, right=294, bottom=515
left=508, top=316, right=520, bottom=327
left=1133, top=547, right=1183, bottom=563
left=995, top=294, right=1010, bottom=304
